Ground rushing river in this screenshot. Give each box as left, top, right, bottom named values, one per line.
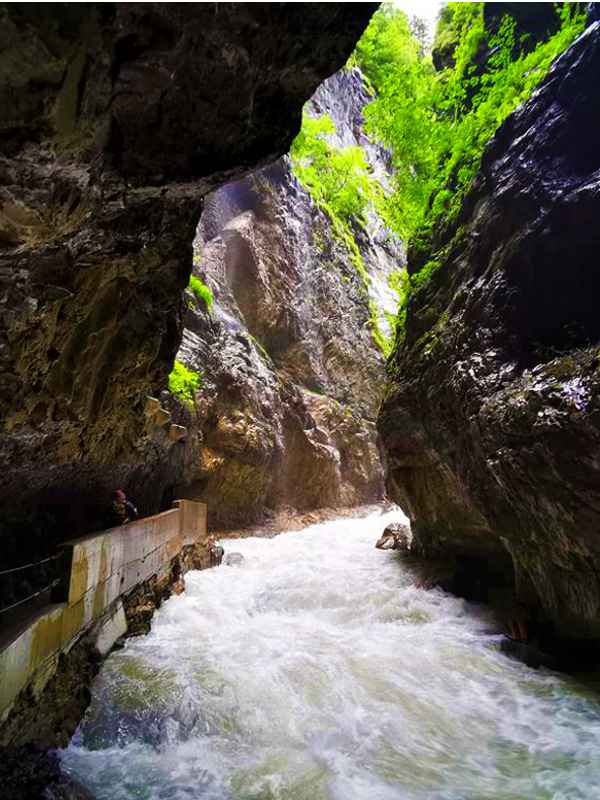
left=61, top=509, right=600, bottom=799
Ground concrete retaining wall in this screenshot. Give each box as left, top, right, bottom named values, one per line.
left=0, top=500, right=206, bottom=724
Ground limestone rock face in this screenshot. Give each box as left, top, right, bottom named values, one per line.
left=379, top=22, right=600, bottom=644
left=0, top=3, right=375, bottom=528
left=175, top=68, right=404, bottom=527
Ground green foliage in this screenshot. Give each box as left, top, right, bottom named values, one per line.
left=354, top=4, right=424, bottom=94
left=288, top=4, right=584, bottom=355
left=390, top=269, right=412, bottom=345
left=433, top=2, right=475, bottom=62
left=392, top=257, right=448, bottom=345
left=410, top=259, right=442, bottom=292
left=291, top=110, right=395, bottom=356
left=168, top=360, right=201, bottom=405
left=357, top=2, right=586, bottom=241
left=388, top=269, right=408, bottom=297
left=188, top=274, right=213, bottom=311
left=290, top=113, right=382, bottom=224
left=355, top=6, right=440, bottom=237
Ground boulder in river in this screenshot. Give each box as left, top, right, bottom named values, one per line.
left=223, top=552, right=245, bottom=567
left=375, top=522, right=411, bottom=552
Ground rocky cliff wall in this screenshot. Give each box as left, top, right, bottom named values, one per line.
left=174, top=68, right=404, bottom=527
left=0, top=3, right=375, bottom=538
left=379, top=19, right=600, bottom=653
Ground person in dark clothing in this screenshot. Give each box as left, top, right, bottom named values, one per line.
left=206, top=533, right=224, bottom=566
left=110, top=489, right=138, bottom=527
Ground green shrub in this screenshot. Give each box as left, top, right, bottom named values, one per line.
left=291, top=111, right=396, bottom=355
left=369, top=300, right=393, bottom=358
left=410, top=259, right=441, bottom=292
left=188, top=275, right=214, bottom=311
left=290, top=112, right=383, bottom=225
left=168, top=360, right=201, bottom=405
left=357, top=2, right=586, bottom=241
left=392, top=258, right=444, bottom=345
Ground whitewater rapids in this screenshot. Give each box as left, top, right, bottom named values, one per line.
left=61, top=508, right=600, bottom=799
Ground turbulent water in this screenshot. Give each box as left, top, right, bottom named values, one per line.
left=61, top=509, right=600, bottom=799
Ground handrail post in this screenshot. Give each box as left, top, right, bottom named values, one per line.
left=51, top=548, right=73, bottom=603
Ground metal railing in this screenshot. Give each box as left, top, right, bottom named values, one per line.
left=0, top=553, right=64, bottom=617
left=0, top=553, right=62, bottom=577
left=0, top=578, right=62, bottom=615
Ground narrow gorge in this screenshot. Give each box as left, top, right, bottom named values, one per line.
left=171, top=66, right=402, bottom=527
left=3, top=2, right=600, bottom=799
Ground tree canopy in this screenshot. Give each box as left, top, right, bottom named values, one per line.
left=356, top=2, right=586, bottom=241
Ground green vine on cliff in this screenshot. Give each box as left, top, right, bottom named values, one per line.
left=352, top=1, right=586, bottom=347
left=290, top=112, right=381, bottom=224
left=168, top=360, right=201, bottom=406
left=188, top=274, right=214, bottom=311
left=290, top=111, right=394, bottom=356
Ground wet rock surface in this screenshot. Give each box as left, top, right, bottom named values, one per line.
left=173, top=68, right=402, bottom=528
left=0, top=2, right=375, bottom=533
left=223, top=552, right=245, bottom=567
left=0, top=746, right=95, bottom=800
left=0, top=641, right=101, bottom=751
left=375, top=521, right=411, bottom=551
left=379, top=21, right=600, bottom=652
left=0, top=538, right=215, bottom=798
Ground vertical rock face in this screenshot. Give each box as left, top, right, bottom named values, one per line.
left=379, top=22, right=600, bottom=646
left=309, top=68, right=402, bottom=339
left=175, top=68, right=404, bottom=527
left=0, top=2, right=376, bottom=531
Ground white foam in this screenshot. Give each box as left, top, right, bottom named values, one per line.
left=61, top=508, right=600, bottom=799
